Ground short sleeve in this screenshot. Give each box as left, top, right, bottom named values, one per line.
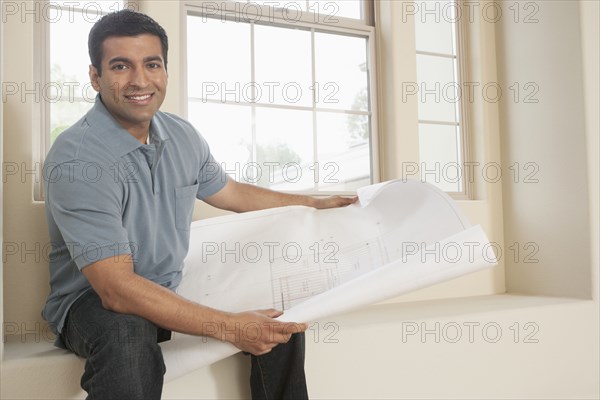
left=195, top=134, right=229, bottom=199
left=45, top=160, right=131, bottom=270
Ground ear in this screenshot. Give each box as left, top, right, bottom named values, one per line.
left=89, top=64, right=101, bottom=92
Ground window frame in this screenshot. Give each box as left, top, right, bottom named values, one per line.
left=33, top=1, right=49, bottom=201
left=414, top=0, right=473, bottom=199
left=454, top=4, right=473, bottom=200
left=452, top=0, right=472, bottom=199
left=181, top=0, right=381, bottom=195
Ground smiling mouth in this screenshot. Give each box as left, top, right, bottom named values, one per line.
left=124, top=93, right=153, bottom=103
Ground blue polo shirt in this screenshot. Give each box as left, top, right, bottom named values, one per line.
left=42, top=96, right=228, bottom=341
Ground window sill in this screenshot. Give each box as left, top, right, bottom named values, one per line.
left=2, top=293, right=596, bottom=399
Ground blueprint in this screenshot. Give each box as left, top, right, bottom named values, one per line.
left=160, top=180, right=497, bottom=381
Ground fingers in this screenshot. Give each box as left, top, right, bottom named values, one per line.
left=257, top=308, right=284, bottom=318
left=227, top=310, right=309, bottom=355
left=343, top=196, right=359, bottom=205
left=248, top=326, right=297, bottom=355
left=255, top=347, right=273, bottom=356
left=283, top=321, right=308, bottom=333
left=315, top=195, right=359, bottom=209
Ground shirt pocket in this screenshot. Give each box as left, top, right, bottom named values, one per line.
left=175, top=183, right=199, bottom=231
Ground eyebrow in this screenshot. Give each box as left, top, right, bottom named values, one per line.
left=108, top=56, right=164, bottom=65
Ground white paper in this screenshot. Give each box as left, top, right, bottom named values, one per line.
left=160, top=180, right=497, bottom=381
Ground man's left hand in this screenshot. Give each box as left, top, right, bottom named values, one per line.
left=312, top=195, right=358, bottom=209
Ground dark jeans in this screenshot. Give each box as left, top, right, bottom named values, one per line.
left=61, top=290, right=308, bottom=400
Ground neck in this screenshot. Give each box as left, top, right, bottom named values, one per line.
left=105, top=112, right=151, bottom=144
left=112, top=118, right=150, bottom=144
left=128, top=126, right=150, bottom=144
left=98, top=96, right=151, bottom=144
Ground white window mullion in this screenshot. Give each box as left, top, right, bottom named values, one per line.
left=34, top=6, right=50, bottom=201
left=310, top=28, right=318, bottom=191
left=250, top=21, right=257, bottom=173
left=418, top=120, right=459, bottom=127
left=415, top=50, right=456, bottom=59
left=190, top=97, right=371, bottom=117
left=455, top=2, right=471, bottom=199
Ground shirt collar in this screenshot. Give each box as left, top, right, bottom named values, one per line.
left=85, top=95, right=169, bottom=157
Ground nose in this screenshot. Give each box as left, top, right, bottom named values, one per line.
left=128, top=66, right=149, bottom=89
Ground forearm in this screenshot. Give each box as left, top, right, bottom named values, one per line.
left=82, top=254, right=306, bottom=354
left=205, top=179, right=357, bottom=213
left=102, top=270, right=231, bottom=339
left=228, top=181, right=316, bottom=212
left=83, top=256, right=232, bottom=340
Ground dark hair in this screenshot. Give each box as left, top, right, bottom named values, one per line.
left=88, top=10, right=168, bottom=76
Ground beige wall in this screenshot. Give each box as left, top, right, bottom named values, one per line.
left=2, top=0, right=599, bottom=398
left=497, top=0, right=592, bottom=298
left=2, top=6, right=50, bottom=333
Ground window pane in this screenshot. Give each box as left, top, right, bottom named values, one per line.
left=246, top=0, right=363, bottom=20
left=315, top=33, right=368, bottom=111
left=418, top=123, right=461, bottom=192
left=254, top=25, right=312, bottom=107
left=247, top=0, right=305, bottom=10
left=187, top=102, right=253, bottom=182
left=316, top=112, right=370, bottom=191
left=50, top=101, right=94, bottom=143
left=48, top=3, right=124, bottom=141
left=416, top=54, right=457, bottom=123
left=52, top=1, right=125, bottom=12
left=309, top=0, right=362, bottom=20
left=187, top=16, right=251, bottom=100
left=414, top=0, right=455, bottom=55
left=50, top=9, right=96, bottom=95
left=255, top=107, right=314, bottom=190
left=186, top=8, right=374, bottom=193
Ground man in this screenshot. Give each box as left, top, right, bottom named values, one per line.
left=42, top=9, right=355, bottom=400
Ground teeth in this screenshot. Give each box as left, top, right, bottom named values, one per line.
left=127, top=94, right=151, bottom=100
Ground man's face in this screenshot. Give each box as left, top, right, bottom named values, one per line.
left=89, top=34, right=167, bottom=134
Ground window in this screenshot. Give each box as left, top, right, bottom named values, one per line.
left=45, top=1, right=133, bottom=141
left=35, top=0, right=132, bottom=199
left=185, top=0, right=378, bottom=193
left=413, top=0, right=470, bottom=195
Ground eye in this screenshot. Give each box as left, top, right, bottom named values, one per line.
left=111, top=64, right=128, bottom=71
left=147, top=62, right=162, bottom=69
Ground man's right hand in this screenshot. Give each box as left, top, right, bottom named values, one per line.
left=222, top=309, right=308, bottom=356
